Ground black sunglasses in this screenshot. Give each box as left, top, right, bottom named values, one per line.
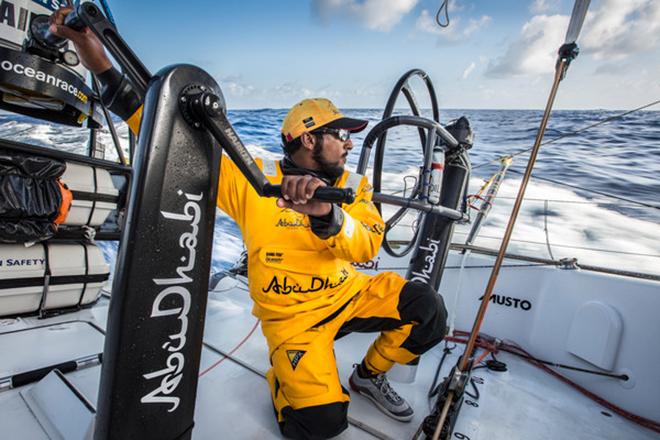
left=313, top=127, right=351, bottom=142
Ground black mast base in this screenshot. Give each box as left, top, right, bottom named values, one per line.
left=422, top=363, right=472, bottom=440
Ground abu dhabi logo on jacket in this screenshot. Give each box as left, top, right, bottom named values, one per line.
left=275, top=208, right=310, bottom=229
left=262, top=269, right=350, bottom=295
left=352, top=257, right=380, bottom=271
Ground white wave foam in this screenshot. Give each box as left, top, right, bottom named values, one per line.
left=245, top=143, right=282, bottom=161
left=462, top=177, right=660, bottom=276
left=212, top=212, right=245, bottom=269
left=383, top=172, right=660, bottom=276
left=212, top=155, right=660, bottom=277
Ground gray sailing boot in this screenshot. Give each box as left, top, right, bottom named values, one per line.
left=349, top=365, right=414, bottom=422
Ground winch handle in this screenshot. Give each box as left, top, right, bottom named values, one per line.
left=48, top=2, right=152, bottom=98
left=263, top=184, right=355, bottom=205
left=181, top=92, right=356, bottom=206
left=43, top=7, right=86, bottom=47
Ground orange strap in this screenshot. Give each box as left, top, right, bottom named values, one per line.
left=53, top=179, right=73, bottom=225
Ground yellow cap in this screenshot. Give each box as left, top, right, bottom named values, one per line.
left=281, top=98, right=368, bottom=142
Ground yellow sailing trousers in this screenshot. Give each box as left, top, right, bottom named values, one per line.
left=266, top=271, right=447, bottom=437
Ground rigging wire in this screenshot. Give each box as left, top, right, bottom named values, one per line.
left=468, top=99, right=660, bottom=214
left=381, top=175, right=658, bottom=214
left=473, top=98, right=660, bottom=172
left=506, top=168, right=660, bottom=211
left=90, top=74, right=128, bottom=165
left=492, top=196, right=651, bottom=208
left=451, top=230, right=660, bottom=258
left=385, top=225, right=660, bottom=259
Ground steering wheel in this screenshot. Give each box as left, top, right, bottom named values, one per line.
left=357, top=69, right=440, bottom=257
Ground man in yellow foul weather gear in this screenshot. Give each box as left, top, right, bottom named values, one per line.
left=52, top=8, right=448, bottom=439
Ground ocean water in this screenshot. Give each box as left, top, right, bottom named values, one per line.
left=1, top=108, right=658, bottom=276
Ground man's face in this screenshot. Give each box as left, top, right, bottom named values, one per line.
left=312, top=131, right=353, bottom=178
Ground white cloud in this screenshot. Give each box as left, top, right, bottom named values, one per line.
left=529, top=0, right=559, bottom=14
left=580, top=0, right=660, bottom=60
left=463, top=15, right=492, bottom=37
left=312, top=0, right=418, bottom=32
left=415, top=9, right=442, bottom=35
left=486, top=0, right=660, bottom=78
left=220, top=75, right=255, bottom=97
left=217, top=77, right=341, bottom=107
left=441, top=0, right=466, bottom=13
left=593, top=61, right=633, bottom=76
left=270, top=82, right=345, bottom=102
left=462, top=61, right=476, bottom=79
left=415, top=9, right=491, bottom=41
left=486, top=14, right=568, bottom=77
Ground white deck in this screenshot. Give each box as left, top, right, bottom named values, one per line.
left=1, top=282, right=658, bottom=439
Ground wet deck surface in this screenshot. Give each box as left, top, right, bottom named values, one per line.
left=0, top=284, right=658, bottom=439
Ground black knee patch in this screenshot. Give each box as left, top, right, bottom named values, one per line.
left=431, top=292, right=448, bottom=341
left=279, top=401, right=348, bottom=439
left=401, top=282, right=447, bottom=326
left=400, top=281, right=448, bottom=354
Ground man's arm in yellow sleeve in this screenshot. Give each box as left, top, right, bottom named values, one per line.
left=97, top=67, right=243, bottom=225
left=310, top=177, right=384, bottom=263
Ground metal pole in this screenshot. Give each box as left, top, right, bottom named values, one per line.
left=428, top=0, right=591, bottom=425
left=461, top=58, right=565, bottom=368
left=92, top=75, right=128, bottom=165
left=432, top=57, right=567, bottom=440
left=457, top=0, right=591, bottom=380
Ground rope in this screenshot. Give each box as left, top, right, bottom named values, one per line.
left=473, top=348, right=492, bottom=367
left=504, top=348, right=628, bottom=381
left=435, top=0, right=450, bottom=28
left=497, top=338, right=660, bottom=434
left=198, top=320, right=260, bottom=378
left=446, top=331, right=660, bottom=433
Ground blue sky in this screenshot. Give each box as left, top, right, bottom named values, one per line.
left=105, top=0, right=660, bottom=110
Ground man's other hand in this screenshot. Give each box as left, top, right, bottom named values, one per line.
left=277, top=175, right=332, bottom=217
left=49, top=7, right=112, bottom=74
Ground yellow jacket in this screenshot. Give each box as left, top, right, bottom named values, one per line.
left=217, top=156, right=384, bottom=351
left=122, top=101, right=383, bottom=351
